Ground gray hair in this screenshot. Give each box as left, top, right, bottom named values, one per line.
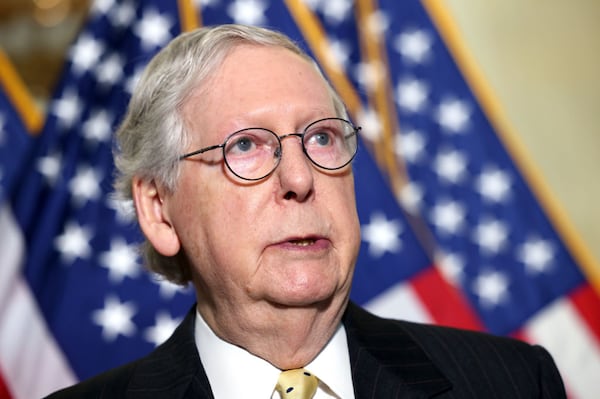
left=113, top=24, right=348, bottom=285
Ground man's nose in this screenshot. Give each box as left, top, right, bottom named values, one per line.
left=275, top=135, right=314, bottom=202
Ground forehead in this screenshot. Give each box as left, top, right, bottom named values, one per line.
left=182, top=44, right=336, bottom=136
left=215, top=44, right=322, bottom=84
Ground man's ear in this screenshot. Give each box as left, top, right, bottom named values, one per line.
left=132, top=176, right=180, bottom=257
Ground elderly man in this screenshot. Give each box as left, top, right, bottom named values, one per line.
left=47, top=24, right=566, bottom=398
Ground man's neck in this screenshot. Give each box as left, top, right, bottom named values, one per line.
left=196, top=298, right=348, bottom=369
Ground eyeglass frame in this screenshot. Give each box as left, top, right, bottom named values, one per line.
left=179, top=117, right=361, bottom=181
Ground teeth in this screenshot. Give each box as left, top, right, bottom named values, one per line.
left=291, top=239, right=315, bottom=246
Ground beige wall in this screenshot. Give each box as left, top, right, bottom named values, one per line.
left=442, top=0, right=600, bottom=265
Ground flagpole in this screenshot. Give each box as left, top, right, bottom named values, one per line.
left=0, top=49, right=44, bottom=134
left=177, top=0, right=199, bottom=31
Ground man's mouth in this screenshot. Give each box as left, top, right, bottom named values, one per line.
left=289, top=238, right=317, bottom=247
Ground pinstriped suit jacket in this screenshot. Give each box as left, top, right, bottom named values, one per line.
left=46, top=302, right=566, bottom=398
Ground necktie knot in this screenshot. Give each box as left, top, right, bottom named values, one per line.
left=276, top=368, right=319, bottom=399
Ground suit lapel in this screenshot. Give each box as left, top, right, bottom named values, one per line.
left=344, top=303, right=452, bottom=398
left=126, top=306, right=214, bottom=399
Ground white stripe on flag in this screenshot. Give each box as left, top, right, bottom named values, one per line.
left=524, top=296, right=600, bottom=399
left=364, top=281, right=433, bottom=323
left=0, top=204, right=77, bottom=399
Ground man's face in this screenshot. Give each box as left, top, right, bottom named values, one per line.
left=163, top=44, right=360, bottom=332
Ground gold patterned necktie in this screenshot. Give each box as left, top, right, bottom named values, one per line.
left=275, top=368, right=319, bottom=399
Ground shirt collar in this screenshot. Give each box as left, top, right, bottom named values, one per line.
left=194, top=309, right=355, bottom=399
left=305, top=323, right=355, bottom=399
left=194, top=310, right=280, bottom=398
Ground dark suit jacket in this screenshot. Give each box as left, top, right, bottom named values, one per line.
left=46, top=302, right=566, bottom=398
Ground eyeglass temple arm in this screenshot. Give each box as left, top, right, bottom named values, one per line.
left=179, top=144, right=223, bottom=160
left=346, top=126, right=361, bottom=139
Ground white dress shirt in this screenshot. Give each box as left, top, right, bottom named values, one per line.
left=194, top=310, right=355, bottom=398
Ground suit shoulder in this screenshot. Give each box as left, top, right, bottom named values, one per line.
left=401, top=319, right=566, bottom=394
left=348, top=303, right=539, bottom=355
left=44, top=306, right=200, bottom=398
left=366, top=309, right=550, bottom=365
left=44, top=359, right=140, bottom=398
left=345, top=303, right=567, bottom=397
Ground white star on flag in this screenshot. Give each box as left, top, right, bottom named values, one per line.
left=354, top=61, right=385, bottom=93
left=434, top=148, right=468, bottom=184
left=144, top=311, right=182, bottom=347
left=476, top=166, right=512, bottom=203
left=398, top=181, right=424, bottom=214
left=90, top=0, right=115, bottom=15
left=36, top=152, right=62, bottom=186
left=430, top=199, right=466, bottom=235
left=109, top=1, right=136, bottom=27
left=52, top=88, right=82, bottom=128
left=435, top=98, right=470, bottom=133
left=396, top=78, right=429, bottom=113
left=54, top=221, right=93, bottom=263
left=394, top=29, right=433, bottom=64
left=99, top=238, right=141, bottom=283
left=518, top=238, right=555, bottom=274
left=228, top=0, right=268, bottom=26
left=320, top=0, right=354, bottom=25
left=124, top=66, right=144, bottom=95
left=134, top=8, right=173, bottom=50
left=92, top=296, right=137, bottom=342
left=151, top=276, right=190, bottom=300
left=106, top=197, right=136, bottom=224
left=472, top=269, right=510, bottom=308
left=83, top=110, right=113, bottom=144
left=473, top=219, right=509, bottom=254
left=95, top=53, right=125, bottom=86
left=396, top=129, right=427, bottom=164
left=436, top=251, right=465, bottom=285
left=68, top=165, right=103, bottom=206
left=356, top=107, right=383, bottom=141
left=325, top=37, right=351, bottom=71
left=365, top=10, right=390, bottom=37
left=69, top=34, right=104, bottom=75
left=361, top=212, right=403, bottom=258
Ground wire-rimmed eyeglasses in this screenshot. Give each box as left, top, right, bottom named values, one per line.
left=179, top=117, right=361, bottom=181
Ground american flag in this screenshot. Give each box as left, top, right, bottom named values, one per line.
left=0, top=1, right=599, bottom=398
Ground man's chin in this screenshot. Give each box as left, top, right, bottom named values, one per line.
left=265, top=289, right=345, bottom=312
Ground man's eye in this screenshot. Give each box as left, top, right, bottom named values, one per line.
left=307, top=131, right=334, bottom=147
left=227, top=136, right=256, bottom=154
left=315, top=132, right=331, bottom=146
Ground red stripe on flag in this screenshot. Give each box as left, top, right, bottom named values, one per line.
left=0, top=372, right=12, bottom=399
left=570, top=283, right=600, bottom=344
left=411, top=266, right=485, bottom=331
